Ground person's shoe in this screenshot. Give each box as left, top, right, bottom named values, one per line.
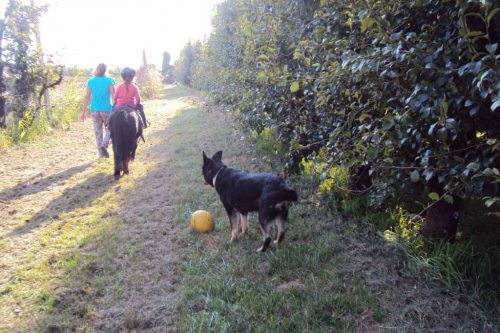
left=100, top=146, right=109, bottom=158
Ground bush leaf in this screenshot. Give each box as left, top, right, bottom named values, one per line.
left=444, top=194, right=454, bottom=204
left=429, top=192, right=440, bottom=201
left=410, top=170, right=420, bottom=183
left=466, top=162, right=480, bottom=172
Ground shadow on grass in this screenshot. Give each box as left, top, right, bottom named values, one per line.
left=0, top=163, right=92, bottom=202
left=1, top=172, right=114, bottom=240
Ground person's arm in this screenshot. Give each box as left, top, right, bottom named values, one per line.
left=110, top=84, right=116, bottom=105
left=81, top=87, right=91, bottom=122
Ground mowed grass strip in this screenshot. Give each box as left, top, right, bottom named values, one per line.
left=170, top=102, right=382, bottom=332
left=0, top=91, right=184, bottom=332
left=33, top=97, right=185, bottom=331
left=0, top=161, right=118, bottom=332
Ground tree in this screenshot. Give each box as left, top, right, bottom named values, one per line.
left=161, top=51, right=173, bottom=83
left=135, top=49, right=162, bottom=98
left=142, top=49, right=147, bottom=67
left=174, top=41, right=194, bottom=85
left=0, top=0, right=62, bottom=129
left=0, top=0, right=15, bottom=127
left=174, top=41, right=202, bottom=86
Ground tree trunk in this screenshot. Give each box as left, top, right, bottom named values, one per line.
left=44, top=88, right=51, bottom=123
left=420, top=179, right=462, bottom=241
left=348, top=164, right=372, bottom=194
left=0, top=18, right=7, bottom=128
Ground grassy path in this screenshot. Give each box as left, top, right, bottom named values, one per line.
left=0, top=86, right=190, bottom=332
left=0, top=85, right=495, bottom=332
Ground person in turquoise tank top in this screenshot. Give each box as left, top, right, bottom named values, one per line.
left=81, top=63, right=115, bottom=158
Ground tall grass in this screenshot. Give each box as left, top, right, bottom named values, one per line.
left=405, top=239, right=500, bottom=319
left=341, top=194, right=500, bottom=325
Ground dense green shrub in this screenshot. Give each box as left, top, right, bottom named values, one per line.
left=185, top=0, right=500, bottom=319
left=50, top=72, right=85, bottom=129
left=190, top=0, right=499, bottom=226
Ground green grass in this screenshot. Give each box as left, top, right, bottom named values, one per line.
left=0, top=163, right=120, bottom=331
left=0, top=86, right=184, bottom=331
left=168, top=99, right=382, bottom=332
left=343, top=193, right=500, bottom=326
left=4, top=84, right=495, bottom=331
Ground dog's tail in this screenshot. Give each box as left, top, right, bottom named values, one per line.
left=265, top=188, right=298, bottom=206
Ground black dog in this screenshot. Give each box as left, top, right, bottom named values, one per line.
left=109, top=107, right=143, bottom=180
left=202, top=151, right=298, bottom=252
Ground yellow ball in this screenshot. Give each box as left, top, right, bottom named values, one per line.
left=191, top=210, right=214, bottom=233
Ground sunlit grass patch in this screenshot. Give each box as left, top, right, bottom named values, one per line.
left=2, top=210, right=119, bottom=331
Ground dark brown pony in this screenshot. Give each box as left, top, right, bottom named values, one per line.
left=109, top=106, right=143, bottom=180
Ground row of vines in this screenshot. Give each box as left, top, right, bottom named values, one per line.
left=176, top=0, right=500, bottom=319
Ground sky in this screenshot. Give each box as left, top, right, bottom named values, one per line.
left=0, top=0, right=222, bottom=69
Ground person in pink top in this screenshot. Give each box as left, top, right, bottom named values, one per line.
left=113, top=67, right=148, bottom=127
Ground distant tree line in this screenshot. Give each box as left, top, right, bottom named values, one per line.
left=173, top=41, right=202, bottom=86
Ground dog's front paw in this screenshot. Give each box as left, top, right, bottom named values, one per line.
left=230, top=235, right=238, bottom=242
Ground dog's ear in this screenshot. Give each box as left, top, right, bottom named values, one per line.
left=213, top=150, right=223, bottom=162
left=203, top=151, right=210, bottom=163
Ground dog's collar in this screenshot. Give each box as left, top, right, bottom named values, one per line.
left=212, top=166, right=226, bottom=187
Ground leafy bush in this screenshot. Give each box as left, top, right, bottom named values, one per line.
left=187, top=0, right=500, bottom=321
left=50, top=72, right=84, bottom=129
left=0, top=72, right=84, bottom=147
left=191, top=0, right=500, bottom=227
left=136, top=65, right=162, bottom=99
left=0, top=128, right=11, bottom=149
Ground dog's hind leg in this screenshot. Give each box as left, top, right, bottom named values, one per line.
left=240, top=213, right=248, bottom=235
left=274, top=204, right=289, bottom=244
left=274, top=216, right=285, bottom=245
left=229, top=210, right=238, bottom=242
left=256, top=210, right=272, bottom=252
